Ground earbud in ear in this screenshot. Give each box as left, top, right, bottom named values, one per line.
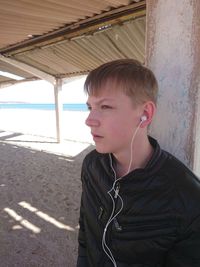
left=140, top=115, right=147, bottom=122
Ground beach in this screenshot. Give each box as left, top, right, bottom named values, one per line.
left=0, top=109, right=94, bottom=267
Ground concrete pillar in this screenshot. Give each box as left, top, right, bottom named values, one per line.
left=146, top=0, right=200, bottom=175
left=54, top=78, right=63, bottom=143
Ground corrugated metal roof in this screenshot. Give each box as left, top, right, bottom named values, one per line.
left=0, top=0, right=146, bottom=83
left=0, top=0, right=111, bottom=49
left=0, top=0, right=143, bottom=50
left=12, top=17, right=145, bottom=77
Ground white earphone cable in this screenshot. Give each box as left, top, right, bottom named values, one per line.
left=126, top=120, right=144, bottom=175
left=101, top=119, right=144, bottom=267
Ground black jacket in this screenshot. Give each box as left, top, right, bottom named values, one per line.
left=77, top=138, right=200, bottom=267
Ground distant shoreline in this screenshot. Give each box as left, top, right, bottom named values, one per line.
left=0, top=103, right=88, bottom=111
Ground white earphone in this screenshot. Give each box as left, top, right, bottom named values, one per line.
left=140, top=115, right=147, bottom=122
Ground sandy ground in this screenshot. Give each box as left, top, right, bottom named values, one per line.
left=0, top=109, right=94, bottom=267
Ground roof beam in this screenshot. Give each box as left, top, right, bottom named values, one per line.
left=0, top=54, right=56, bottom=84
left=0, top=77, right=39, bottom=89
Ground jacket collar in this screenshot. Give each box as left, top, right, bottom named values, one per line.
left=98, top=136, right=167, bottom=181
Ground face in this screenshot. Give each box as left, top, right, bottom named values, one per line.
left=85, top=84, right=143, bottom=156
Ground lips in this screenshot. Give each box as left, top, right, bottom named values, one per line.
left=91, top=133, right=103, bottom=141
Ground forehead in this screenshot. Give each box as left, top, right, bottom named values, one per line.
left=86, top=86, right=134, bottom=108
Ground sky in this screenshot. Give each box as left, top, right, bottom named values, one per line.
left=0, top=76, right=87, bottom=103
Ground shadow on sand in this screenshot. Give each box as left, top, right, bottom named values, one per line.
left=0, top=132, right=94, bottom=267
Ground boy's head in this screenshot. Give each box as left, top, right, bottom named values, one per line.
left=84, top=59, right=158, bottom=106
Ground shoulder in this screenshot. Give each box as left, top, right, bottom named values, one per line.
left=163, top=151, right=200, bottom=190
left=162, top=152, right=200, bottom=224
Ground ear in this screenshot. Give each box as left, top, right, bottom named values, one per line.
left=140, top=101, right=156, bottom=128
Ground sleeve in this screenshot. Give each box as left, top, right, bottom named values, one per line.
left=76, top=162, right=89, bottom=267
left=164, top=215, right=200, bottom=267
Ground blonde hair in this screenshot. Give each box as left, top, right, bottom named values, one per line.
left=84, top=59, right=158, bottom=105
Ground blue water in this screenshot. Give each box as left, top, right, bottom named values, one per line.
left=0, top=103, right=88, bottom=111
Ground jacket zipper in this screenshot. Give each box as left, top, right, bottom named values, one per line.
left=113, top=217, right=122, bottom=231
left=122, top=221, right=176, bottom=232
left=113, top=183, right=122, bottom=231
left=98, top=206, right=104, bottom=220
left=114, top=183, right=120, bottom=199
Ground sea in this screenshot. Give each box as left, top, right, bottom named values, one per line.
left=0, top=103, right=88, bottom=111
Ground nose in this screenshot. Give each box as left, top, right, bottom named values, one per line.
left=85, top=110, right=100, bottom=127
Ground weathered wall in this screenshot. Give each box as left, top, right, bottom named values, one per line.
left=146, top=0, right=200, bottom=175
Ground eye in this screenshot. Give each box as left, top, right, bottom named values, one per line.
left=101, top=105, right=112, bottom=110
left=87, top=105, right=92, bottom=111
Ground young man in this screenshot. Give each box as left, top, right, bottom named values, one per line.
left=77, top=59, right=200, bottom=267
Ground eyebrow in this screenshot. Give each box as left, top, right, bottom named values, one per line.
left=86, top=98, right=114, bottom=106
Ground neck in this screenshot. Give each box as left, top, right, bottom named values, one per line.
left=113, top=136, right=153, bottom=178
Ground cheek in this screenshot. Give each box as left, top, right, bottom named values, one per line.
left=108, top=117, right=133, bottom=139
